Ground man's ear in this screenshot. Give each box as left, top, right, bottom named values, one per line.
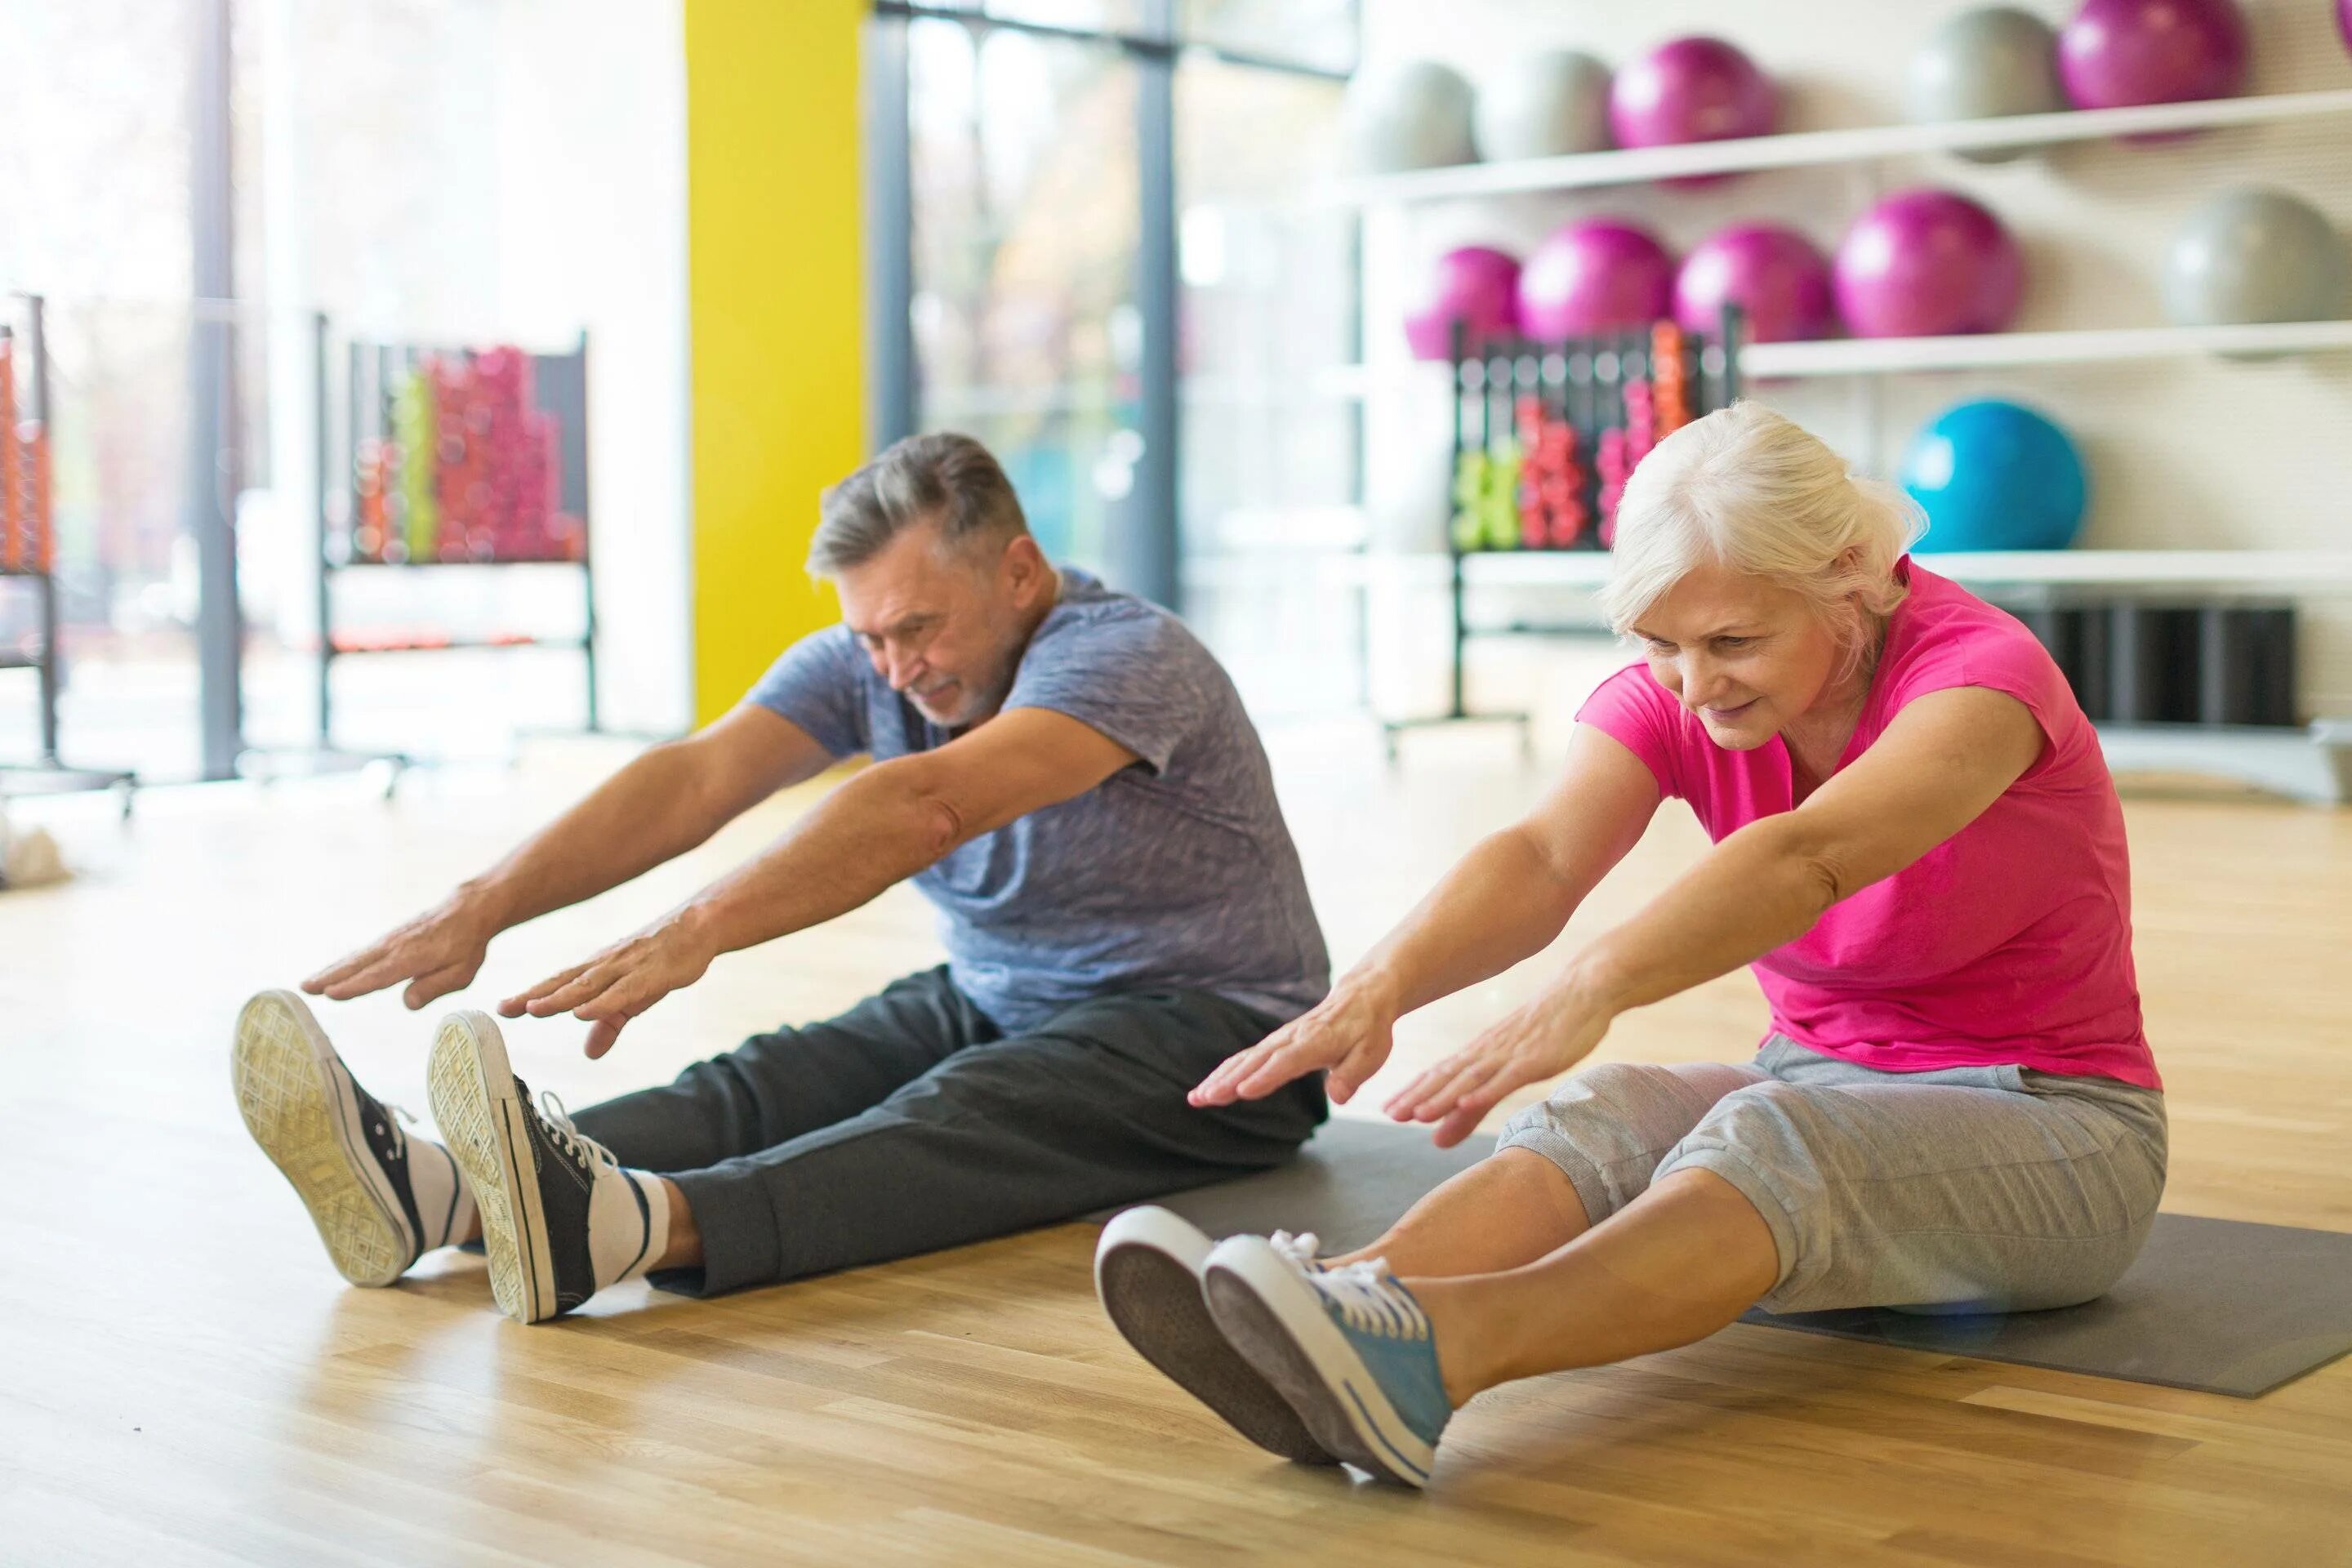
left=1000, top=532, right=1049, bottom=599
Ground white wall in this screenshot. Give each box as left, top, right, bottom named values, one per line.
left=494, top=0, right=692, bottom=737
left=1360, top=0, right=2352, bottom=718
left=252, top=0, right=691, bottom=743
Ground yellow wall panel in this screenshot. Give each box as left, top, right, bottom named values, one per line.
left=684, top=0, right=865, bottom=723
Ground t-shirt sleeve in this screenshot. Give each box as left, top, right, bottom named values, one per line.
left=1002, top=608, right=1196, bottom=774
left=1575, top=663, right=1686, bottom=799
left=743, top=626, right=871, bottom=758
left=1884, top=616, right=2080, bottom=778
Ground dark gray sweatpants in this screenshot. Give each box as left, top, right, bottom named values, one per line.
left=569, top=967, right=1325, bottom=1295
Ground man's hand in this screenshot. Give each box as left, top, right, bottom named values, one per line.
left=499, top=915, right=719, bottom=1059
left=1380, top=979, right=1613, bottom=1148
left=303, top=892, right=501, bottom=1010
left=1190, top=978, right=1400, bottom=1108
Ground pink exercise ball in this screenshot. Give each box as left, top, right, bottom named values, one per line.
left=2339, top=0, right=2351, bottom=50
left=1674, top=224, right=1838, bottom=343
left=2057, top=0, right=2248, bottom=111
left=1402, top=246, right=1523, bottom=361
left=1517, top=220, right=1677, bottom=337
left=1610, top=36, right=1776, bottom=157
left=1834, top=189, right=2025, bottom=339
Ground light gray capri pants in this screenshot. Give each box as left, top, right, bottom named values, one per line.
left=1496, top=1036, right=2167, bottom=1315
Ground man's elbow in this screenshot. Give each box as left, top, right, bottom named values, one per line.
left=862, top=760, right=969, bottom=862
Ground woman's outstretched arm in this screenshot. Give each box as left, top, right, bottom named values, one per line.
left=1190, top=724, right=1663, bottom=1107
left=1386, top=684, right=2047, bottom=1143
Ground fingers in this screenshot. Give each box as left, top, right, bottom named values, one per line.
left=1189, top=1031, right=1290, bottom=1106
left=1232, top=1036, right=1335, bottom=1101
left=304, top=937, right=421, bottom=1000
left=302, top=940, right=390, bottom=996
left=502, top=960, right=594, bottom=1018
left=1430, top=1102, right=1490, bottom=1149
left=1324, top=1036, right=1393, bottom=1105
left=401, top=959, right=477, bottom=1013
left=1388, top=1051, right=1504, bottom=1124
left=581, top=1015, right=626, bottom=1060
left=1379, top=1054, right=1462, bottom=1120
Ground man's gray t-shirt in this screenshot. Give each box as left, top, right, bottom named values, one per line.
left=746, top=568, right=1330, bottom=1034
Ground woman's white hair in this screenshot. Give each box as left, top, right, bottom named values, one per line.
left=1600, top=402, right=1925, bottom=667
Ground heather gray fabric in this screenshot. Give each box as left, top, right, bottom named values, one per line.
left=746, top=567, right=1329, bottom=1032
left=1499, top=1036, right=2168, bottom=1315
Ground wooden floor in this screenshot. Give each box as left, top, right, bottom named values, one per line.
left=7, top=724, right=2351, bottom=1566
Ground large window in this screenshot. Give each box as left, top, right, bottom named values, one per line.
left=908, top=19, right=1143, bottom=575
left=876, top=0, right=1361, bottom=714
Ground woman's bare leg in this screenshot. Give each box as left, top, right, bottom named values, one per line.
left=1405, top=1167, right=1780, bottom=1405
left=1325, top=1147, right=1594, bottom=1276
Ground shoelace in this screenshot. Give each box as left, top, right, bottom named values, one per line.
left=1270, top=1230, right=1323, bottom=1271
left=537, top=1089, right=622, bottom=1178
left=1315, top=1257, right=1431, bottom=1342
left=371, top=1101, right=418, bottom=1160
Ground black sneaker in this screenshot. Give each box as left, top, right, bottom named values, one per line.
left=232, top=990, right=474, bottom=1286
left=425, top=1010, right=660, bottom=1324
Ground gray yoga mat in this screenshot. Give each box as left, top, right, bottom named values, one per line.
left=1096, top=1116, right=2352, bottom=1398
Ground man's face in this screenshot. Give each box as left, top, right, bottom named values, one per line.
left=833, top=523, right=1050, bottom=729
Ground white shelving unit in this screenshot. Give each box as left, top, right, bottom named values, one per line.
left=1453, top=549, right=2352, bottom=590
left=1744, top=319, right=2352, bottom=377
left=1313, top=85, right=2352, bottom=795
left=1299, top=318, right=2352, bottom=404
left=1312, top=88, right=2352, bottom=207
left=1310, top=549, right=2352, bottom=592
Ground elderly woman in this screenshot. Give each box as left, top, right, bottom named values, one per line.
left=1094, top=402, right=2166, bottom=1487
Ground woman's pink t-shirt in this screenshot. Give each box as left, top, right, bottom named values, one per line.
left=1578, top=559, right=2158, bottom=1089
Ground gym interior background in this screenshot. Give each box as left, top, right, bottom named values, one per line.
left=5, top=0, right=2351, bottom=1561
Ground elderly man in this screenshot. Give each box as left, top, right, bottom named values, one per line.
left=233, top=431, right=1330, bottom=1325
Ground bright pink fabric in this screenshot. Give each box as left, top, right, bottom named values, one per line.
left=1578, top=559, right=2157, bottom=1089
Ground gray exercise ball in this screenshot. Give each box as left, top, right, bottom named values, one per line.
left=2163, top=187, right=2350, bottom=328
left=1344, top=60, right=1478, bottom=174
left=1473, top=50, right=1614, bottom=163
left=1906, top=7, right=2064, bottom=164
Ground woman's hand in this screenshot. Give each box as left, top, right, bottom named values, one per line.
left=498, top=912, right=718, bottom=1060
left=1190, top=978, right=1401, bottom=1108
left=1383, top=979, right=1615, bottom=1148
left=304, top=890, right=501, bottom=1010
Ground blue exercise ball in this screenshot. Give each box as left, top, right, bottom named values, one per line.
left=1900, top=399, right=2087, bottom=552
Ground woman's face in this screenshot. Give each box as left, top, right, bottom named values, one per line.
left=1631, top=558, right=1852, bottom=752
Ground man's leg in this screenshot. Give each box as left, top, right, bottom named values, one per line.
left=566, top=966, right=991, bottom=1172
left=651, top=987, right=1323, bottom=1296
left=422, top=969, right=994, bottom=1322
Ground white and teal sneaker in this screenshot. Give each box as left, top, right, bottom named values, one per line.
left=1202, top=1239, right=1454, bottom=1489
left=1094, top=1208, right=1334, bottom=1464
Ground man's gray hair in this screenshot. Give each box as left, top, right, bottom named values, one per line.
left=807, top=431, right=1030, bottom=576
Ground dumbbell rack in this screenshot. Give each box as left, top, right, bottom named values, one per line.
left=305, top=314, right=598, bottom=772
left=0, top=296, right=137, bottom=813
left=1381, top=306, right=1745, bottom=761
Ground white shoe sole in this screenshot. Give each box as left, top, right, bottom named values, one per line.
left=1094, top=1209, right=1334, bottom=1465
left=427, top=1011, right=555, bottom=1323
left=231, top=990, right=413, bottom=1287
left=1203, top=1240, right=1437, bottom=1488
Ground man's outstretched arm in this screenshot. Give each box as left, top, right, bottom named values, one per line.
left=303, top=705, right=835, bottom=1009
left=501, top=706, right=1140, bottom=1057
